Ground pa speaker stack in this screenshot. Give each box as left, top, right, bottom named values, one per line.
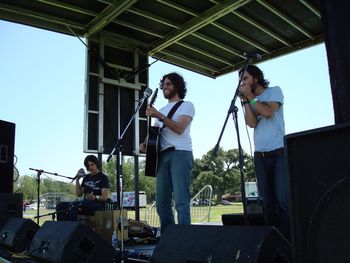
left=285, top=123, right=350, bottom=262
left=29, top=221, right=115, bottom=263
left=152, top=224, right=291, bottom=263
left=0, top=119, right=15, bottom=193
left=0, top=193, right=23, bottom=228
left=0, top=217, right=39, bottom=252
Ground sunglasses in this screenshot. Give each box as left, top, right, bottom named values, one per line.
left=160, top=81, right=173, bottom=89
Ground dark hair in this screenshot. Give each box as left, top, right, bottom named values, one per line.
left=239, top=65, right=269, bottom=88
left=84, top=155, right=101, bottom=170
left=160, top=72, right=187, bottom=99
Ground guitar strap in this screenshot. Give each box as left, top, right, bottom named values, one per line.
left=161, top=100, right=184, bottom=131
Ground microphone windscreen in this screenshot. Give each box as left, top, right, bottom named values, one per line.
left=77, top=168, right=86, bottom=176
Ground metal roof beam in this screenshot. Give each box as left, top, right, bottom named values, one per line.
left=85, top=0, right=137, bottom=37
left=0, top=3, right=85, bottom=33
left=149, top=0, right=253, bottom=56
left=211, top=22, right=270, bottom=53
left=257, top=0, right=314, bottom=39
left=37, top=0, right=96, bottom=16
left=128, top=7, right=178, bottom=28
left=193, top=32, right=246, bottom=59
left=210, top=0, right=291, bottom=47
left=156, top=50, right=219, bottom=74
left=114, top=19, right=164, bottom=38
left=232, top=10, right=292, bottom=47
left=299, top=0, right=321, bottom=18
left=176, top=42, right=233, bottom=66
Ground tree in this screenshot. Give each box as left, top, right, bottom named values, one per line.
left=191, top=147, right=255, bottom=201
left=13, top=174, right=75, bottom=201
left=103, top=157, right=156, bottom=203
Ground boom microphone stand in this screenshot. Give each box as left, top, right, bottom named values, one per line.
left=213, top=56, right=254, bottom=225
left=29, top=168, right=76, bottom=224
left=107, top=88, right=152, bottom=262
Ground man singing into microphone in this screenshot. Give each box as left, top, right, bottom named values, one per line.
left=75, top=155, right=110, bottom=213
left=239, top=65, right=290, bottom=241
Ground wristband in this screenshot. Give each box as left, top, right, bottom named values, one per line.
left=159, top=115, right=166, bottom=122
left=250, top=98, right=258, bottom=105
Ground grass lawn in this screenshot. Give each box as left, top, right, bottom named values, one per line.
left=24, top=203, right=244, bottom=226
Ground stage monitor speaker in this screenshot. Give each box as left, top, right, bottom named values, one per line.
left=0, top=217, right=39, bottom=252
left=0, top=120, right=15, bottom=193
left=29, top=221, right=115, bottom=263
left=152, top=224, right=291, bottom=263
left=285, top=123, right=350, bottom=262
left=222, top=213, right=265, bottom=226
left=0, top=193, right=23, bottom=228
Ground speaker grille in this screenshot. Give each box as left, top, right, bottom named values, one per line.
left=285, top=123, right=350, bottom=262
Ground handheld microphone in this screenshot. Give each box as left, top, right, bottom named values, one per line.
left=71, top=168, right=86, bottom=182
left=243, top=52, right=262, bottom=59
left=139, top=88, right=153, bottom=105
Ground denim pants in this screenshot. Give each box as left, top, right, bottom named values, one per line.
left=156, top=150, right=193, bottom=233
left=254, top=153, right=291, bottom=241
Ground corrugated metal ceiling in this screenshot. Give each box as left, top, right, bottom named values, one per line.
left=0, top=0, right=323, bottom=78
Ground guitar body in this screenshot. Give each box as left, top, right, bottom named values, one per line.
left=145, top=126, right=161, bottom=177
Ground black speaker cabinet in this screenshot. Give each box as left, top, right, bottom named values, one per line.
left=152, top=224, right=291, bottom=263
left=285, top=123, right=350, bottom=262
left=29, top=221, right=115, bottom=263
left=222, top=213, right=265, bottom=226
left=0, top=217, right=39, bottom=252
left=0, top=193, right=23, bottom=228
left=0, top=120, right=15, bottom=193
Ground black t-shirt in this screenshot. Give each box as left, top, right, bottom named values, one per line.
left=81, top=171, right=109, bottom=197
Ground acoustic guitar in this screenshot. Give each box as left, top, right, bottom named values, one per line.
left=145, top=88, right=160, bottom=177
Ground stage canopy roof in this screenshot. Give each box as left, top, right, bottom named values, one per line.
left=0, top=0, right=323, bottom=78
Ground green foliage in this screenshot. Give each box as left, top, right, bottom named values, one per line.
left=103, top=157, right=156, bottom=202
left=191, top=147, right=255, bottom=201
left=14, top=174, right=75, bottom=201
left=14, top=149, right=254, bottom=204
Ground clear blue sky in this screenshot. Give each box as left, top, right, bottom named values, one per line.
left=0, top=20, right=334, bottom=182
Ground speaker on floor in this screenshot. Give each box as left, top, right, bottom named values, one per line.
left=29, top=221, right=115, bottom=263
left=285, top=123, right=350, bottom=262
left=0, top=193, right=23, bottom=228
left=0, top=217, right=39, bottom=252
left=0, top=119, right=15, bottom=193
left=152, top=224, right=291, bottom=263
left=222, top=213, right=265, bottom=226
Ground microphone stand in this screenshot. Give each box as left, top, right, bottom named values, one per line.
left=106, top=94, right=149, bottom=262
left=29, top=168, right=43, bottom=225
left=29, top=168, right=76, bottom=224
left=213, top=57, right=251, bottom=225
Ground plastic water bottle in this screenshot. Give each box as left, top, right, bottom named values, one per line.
left=111, top=230, right=117, bottom=249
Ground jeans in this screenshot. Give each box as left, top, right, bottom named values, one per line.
left=156, top=150, right=193, bottom=233
left=254, top=152, right=291, bottom=241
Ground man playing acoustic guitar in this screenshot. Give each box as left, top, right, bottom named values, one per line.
left=140, top=72, right=195, bottom=234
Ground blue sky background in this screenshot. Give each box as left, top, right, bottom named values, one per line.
left=0, top=20, right=334, bottom=182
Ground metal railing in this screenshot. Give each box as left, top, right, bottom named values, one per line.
left=144, top=185, right=213, bottom=227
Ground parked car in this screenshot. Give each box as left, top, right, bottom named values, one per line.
left=191, top=199, right=212, bottom=206
left=25, top=203, right=38, bottom=210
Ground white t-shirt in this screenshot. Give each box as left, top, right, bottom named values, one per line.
left=254, top=86, right=285, bottom=152
left=155, top=100, right=195, bottom=151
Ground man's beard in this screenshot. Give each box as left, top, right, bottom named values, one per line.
left=164, top=87, right=178, bottom=99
